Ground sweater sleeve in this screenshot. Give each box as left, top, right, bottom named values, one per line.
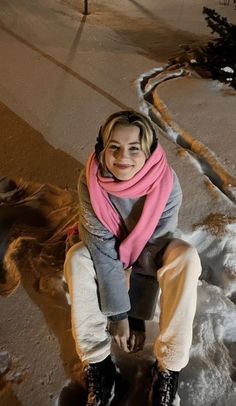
left=78, top=169, right=130, bottom=319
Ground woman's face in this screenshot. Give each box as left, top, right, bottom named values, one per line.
left=104, top=124, right=146, bottom=180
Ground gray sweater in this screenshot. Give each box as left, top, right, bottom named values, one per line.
left=78, top=168, right=182, bottom=321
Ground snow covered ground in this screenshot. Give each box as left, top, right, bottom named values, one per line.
left=0, top=1, right=236, bottom=405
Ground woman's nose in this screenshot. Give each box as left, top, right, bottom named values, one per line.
left=116, top=148, right=128, bottom=159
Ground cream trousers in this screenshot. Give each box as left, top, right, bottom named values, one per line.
left=64, top=239, right=201, bottom=371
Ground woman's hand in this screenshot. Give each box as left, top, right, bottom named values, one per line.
left=128, top=329, right=146, bottom=352
left=108, top=319, right=130, bottom=352
left=128, top=316, right=146, bottom=352
left=108, top=318, right=146, bottom=353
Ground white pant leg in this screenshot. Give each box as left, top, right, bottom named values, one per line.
left=64, top=242, right=111, bottom=364
left=154, top=239, right=202, bottom=372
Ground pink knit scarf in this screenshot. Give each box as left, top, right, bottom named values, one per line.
left=86, top=145, right=173, bottom=268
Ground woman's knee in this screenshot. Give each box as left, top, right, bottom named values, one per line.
left=64, top=242, right=92, bottom=281
left=164, top=238, right=191, bottom=253
left=65, top=242, right=91, bottom=264
left=163, top=239, right=202, bottom=277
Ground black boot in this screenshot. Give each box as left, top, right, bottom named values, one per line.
left=151, top=362, right=179, bottom=406
left=85, top=355, right=117, bottom=406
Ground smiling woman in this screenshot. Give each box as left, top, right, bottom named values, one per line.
left=63, top=110, right=202, bottom=406
left=95, top=110, right=157, bottom=174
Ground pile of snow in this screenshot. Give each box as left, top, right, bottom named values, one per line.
left=177, top=221, right=236, bottom=405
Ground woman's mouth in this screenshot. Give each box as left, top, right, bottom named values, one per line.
left=114, top=163, right=132, bottom=169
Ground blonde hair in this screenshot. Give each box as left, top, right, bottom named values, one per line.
left=96, top=110, right=157, bottom=168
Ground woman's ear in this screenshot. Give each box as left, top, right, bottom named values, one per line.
left=95, top=127, right=104, bottom=158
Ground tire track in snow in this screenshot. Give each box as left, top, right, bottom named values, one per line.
left=137, top=66, right=236, bottom=204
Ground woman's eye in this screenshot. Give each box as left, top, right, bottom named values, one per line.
left=108, top=145, right=119, bottom=150
left=130, top=146, right=140, bottom=151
